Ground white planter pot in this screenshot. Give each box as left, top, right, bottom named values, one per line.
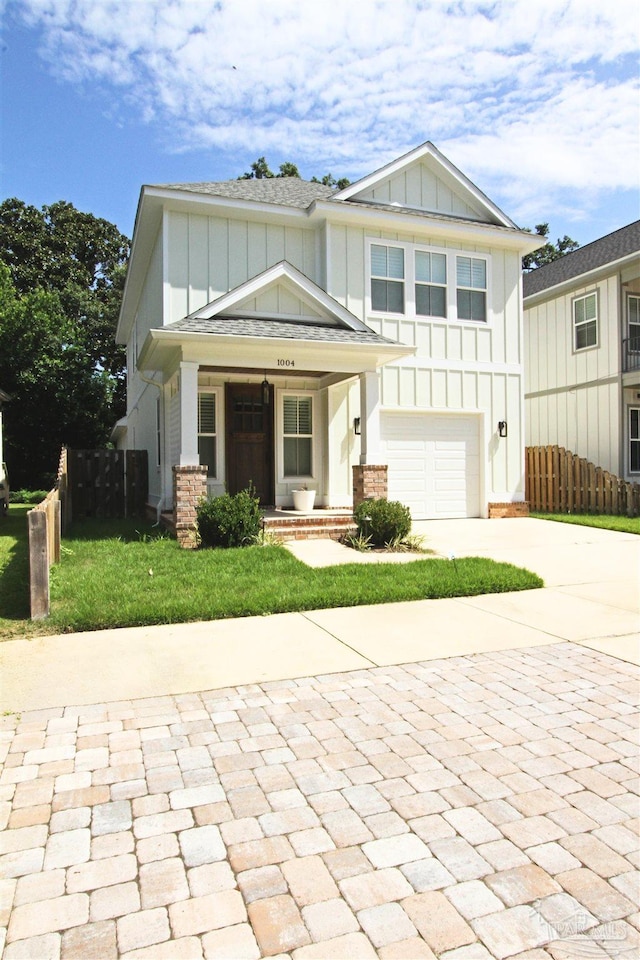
left=292, top=489, right=316, bottom=512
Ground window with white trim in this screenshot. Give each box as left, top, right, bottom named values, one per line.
left=415, top=250, right=447, bottom=318
left=283, top=395, right=312, bottom=477
left=628, top=295, right=640, bottom=350
left=368, top=240, right=489, bottom=323
left=630, top=408, right=640, bottom=473
left=155, top=396, right=161, bottom=468
left=371, top=244, right=404, bottom=313
left=198, top=392, right=217, bottom=478
left=456, top=256, right=487, bottom=322
left=573, top=292, right=597, bottom=350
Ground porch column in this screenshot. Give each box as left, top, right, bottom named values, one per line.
left=179, top=361, right=199, bottom=466
left=353, top=370, right=388, bottom=509
left=358, top=370, right=381, bottom=464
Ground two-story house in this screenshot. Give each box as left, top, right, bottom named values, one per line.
left=523, top=221, right=640, bottom=481
left=116, top=142, right=540, bottom=541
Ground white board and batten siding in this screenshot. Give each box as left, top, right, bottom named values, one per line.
left=381, top=412, right=481, bottom=519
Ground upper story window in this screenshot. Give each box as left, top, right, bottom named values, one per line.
left=628, top=295, right=640, bottom=350
left=415, top=251, right=447, bottom=318
left=369, top=240, right=489, bottom=323
left=283, top=395, right=313, bottom=477
left=573, top=292, right=597, bottom=351
left=371, top=244, right=404, bottom=313
left=198, top=392, right=217, bottom=478
left=456, top=257, right=487, bottom=322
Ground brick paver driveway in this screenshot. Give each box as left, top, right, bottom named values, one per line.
left=1, top=642, right=638, bottom=959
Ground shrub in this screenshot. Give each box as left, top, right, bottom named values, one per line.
left=354, top=498, right=411, bottom=547
left=196, top=486, right=262, bottom=548
left=9, top=489, right=48, bottom=504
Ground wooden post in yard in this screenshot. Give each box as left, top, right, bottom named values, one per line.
left=28, top=510, right=49, bottom=619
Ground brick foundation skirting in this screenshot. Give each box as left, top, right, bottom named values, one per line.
left=488, top=501, right=530, bottom=518
left=173, top=465, right=207, bottom=548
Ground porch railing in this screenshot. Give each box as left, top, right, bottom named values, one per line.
left=623, top=336, right=640, bottom=372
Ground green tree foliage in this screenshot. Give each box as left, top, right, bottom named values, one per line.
left=0, top=264, right=119, bottom=488
left=239, top=158, right=349, bottom=188
left=0, top=200, right=130, bottom=488
left=523, top=223, right=580, bottom=271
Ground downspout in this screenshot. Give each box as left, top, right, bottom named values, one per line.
left=138, top=370, right=164, bottom=525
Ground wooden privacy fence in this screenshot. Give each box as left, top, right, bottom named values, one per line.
left=526, top=445, right=640, bottom=517
left=29, top=448, right=148, bottom=619
left=67, top=449, right=148, bottom=521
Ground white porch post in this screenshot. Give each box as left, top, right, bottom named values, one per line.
left=179, top=360, right=200, bottom=465
left=359, top=370, right=382, bottom=465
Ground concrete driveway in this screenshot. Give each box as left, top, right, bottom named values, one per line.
left=0, top=518, right=638, bottom=958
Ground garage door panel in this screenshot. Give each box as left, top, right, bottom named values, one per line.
left=382, top=413, right=480, bottom=520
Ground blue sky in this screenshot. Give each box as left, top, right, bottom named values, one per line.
left=1, top=0, right=639, bottom=246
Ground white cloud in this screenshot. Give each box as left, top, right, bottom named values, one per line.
left=10, top=0, right=640, bottom=227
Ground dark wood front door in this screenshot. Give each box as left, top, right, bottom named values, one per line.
left=225, top=383, right=274, bottom=504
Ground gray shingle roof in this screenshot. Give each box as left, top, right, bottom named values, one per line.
left=523, top=221, right=640, bottom=299
left=164, top=315, right=398, bottom=346
left=152, top=178, right=335, bottom=209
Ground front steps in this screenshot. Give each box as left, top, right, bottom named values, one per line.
left=263, top=509, right=355, bottom=542
left=159, top=507, right=355, bottom=542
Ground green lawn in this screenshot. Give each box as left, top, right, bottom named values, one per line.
left=0, top=514, right=543, bottom=638
left=531, top=512, right=640, bottom=535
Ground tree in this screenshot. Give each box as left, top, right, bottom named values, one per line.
left=0, top=200, right=130, bottom=488
left=311, top=173, right=350, bottom=190
left=522, top=223, right=579, bottom=271
left=239, top=158, right=349, bottom=188
left=0, top=264, right=118, bottom=488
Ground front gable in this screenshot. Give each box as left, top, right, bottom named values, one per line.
left=187, top=260, right=370, bottom=332
left=334, top=141, right=516, bottom=228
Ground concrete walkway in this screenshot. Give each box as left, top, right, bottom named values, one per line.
left=1, top=519, right=638, bottom=713
left=0, top=519, right=638, bottom=958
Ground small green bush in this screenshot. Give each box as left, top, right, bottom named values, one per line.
left=354, top=498, right=411, bottom=547
left=9, top=489, right=49, bottom=504
left=196, top=486, right=262, bottom=548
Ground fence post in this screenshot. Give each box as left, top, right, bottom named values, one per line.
left=28, top=510, right=49, bottom=620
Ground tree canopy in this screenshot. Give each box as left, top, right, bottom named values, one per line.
left=239, top=157, right=349, bottom=189
left=0, top=199, right=130, bottom=488
left=523, top=223, right=580, bottom=271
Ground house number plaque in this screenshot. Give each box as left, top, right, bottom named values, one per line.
left=277, top=359, right=295, bottom=367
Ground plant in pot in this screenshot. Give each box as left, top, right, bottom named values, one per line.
left=292, top=485, right=316, bottom=512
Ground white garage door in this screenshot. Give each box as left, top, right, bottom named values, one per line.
left=381, top=413, right=481, bottom=520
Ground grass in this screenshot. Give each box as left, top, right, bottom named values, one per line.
left=531, top=512, right=640, bottom=535
left=0, top=514, right=542, bottom=638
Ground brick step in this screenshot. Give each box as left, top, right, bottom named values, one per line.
left=270, top=523, right=356, bottom=542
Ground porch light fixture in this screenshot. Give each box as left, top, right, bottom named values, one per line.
left=498, top=420, right=508, bottom=438
left=262, top=373, right=270, bottom=404
left=354, top=417, right=361, bottom=435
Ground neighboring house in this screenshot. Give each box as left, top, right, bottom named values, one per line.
left=523, top=221, right=640, bottom=481
left=116, top=141, right=539, bottom=535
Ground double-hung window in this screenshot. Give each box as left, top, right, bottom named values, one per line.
left=283, top=395, right=312, bottom=477
left=415, top=251, right=447, bottom=318
left=628, top=295, right=640, bottom=351
left=198, top=392, right=217, bottom=478
left=371, top=244, right=404, bottom=313
left=369, top=241, right=489, bottom=323
left=456, top=256, right=487, bottom=322
left=573, top=293, right=597, bottom=350
left=630, top=409, right=640, bottom=474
